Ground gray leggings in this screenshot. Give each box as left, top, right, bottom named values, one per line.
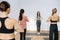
left=36, top=20, right=41, bottom=32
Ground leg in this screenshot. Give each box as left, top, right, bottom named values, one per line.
left=54, top=26, right=58, bottom=40
left=20, top=32, right=23, bottom=40
left=37, top=20, right=41, bottom=32
left=36, top=21, right=40, bottom=32
left=49, top=25, right=54, bottom=40
left=38, top=23, right=40, bottom=32
left=39, top=21, right=41, bottom=32
left=23, top=29, right=26, bottom=40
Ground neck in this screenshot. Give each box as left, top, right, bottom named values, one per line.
left=54, top=13, right=56, bottom=15
left=0, top=12, right=8, bottom=18
left=52, top=13, right=56, bottom=16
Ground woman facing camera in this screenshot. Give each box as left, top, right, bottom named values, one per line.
left=0, top=1, right=23, bottom=40
left=18, top=9, right=29, bottom=40
left=35, top=11, right=42, bottom=34
left=47, top=8, right=59, bottom=40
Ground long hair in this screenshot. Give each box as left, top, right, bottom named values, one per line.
left=52, top=8, right=57, bottom=16
left=37, top=11, right=41, bottom=18
left=19, top=9, right=24, bottom=21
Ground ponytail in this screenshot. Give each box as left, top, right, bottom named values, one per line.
left=19, top=9, right=24, bottom=21
left=52, top=8, right=57, bottom=16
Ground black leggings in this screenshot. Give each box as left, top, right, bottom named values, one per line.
left=49, top=24, right=58, bottom=40
left=36, top=20, right=41, bottom=32
left=20, top=29, right=26, bottom=40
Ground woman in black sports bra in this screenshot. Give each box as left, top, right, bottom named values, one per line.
left=47, top=8, right=59, bottom=40
left=0, top=1, right=23, bottom=40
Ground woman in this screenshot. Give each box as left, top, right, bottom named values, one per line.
left=0, top=1, right=23, bottom=40
left=35, top=11, right=41, bottom=34
left=47, top=8, right=59, bottom=40
left=18, top=9, right=29, bottom=40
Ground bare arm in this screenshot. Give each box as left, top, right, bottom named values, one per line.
left=58, top=17, right=60, bottom=22
left=46, top=16, right=51, bottom=22
left=25, top=16, right=29, bottom=22
left=35, top=17, right=42, bottom=20
left=13, top=19, right=24, bottom=32
left=40, top=17, right=43, bottom=20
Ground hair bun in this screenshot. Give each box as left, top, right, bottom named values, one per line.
left=0, top=1, right=10, bottom=11
left=0, top=4, right=5, bottom=11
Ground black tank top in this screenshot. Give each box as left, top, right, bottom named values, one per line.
left=0, top=17, right=14, bottom=33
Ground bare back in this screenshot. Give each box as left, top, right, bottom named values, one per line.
left=48, top=15, right=59, bottom=24
left=0, top=17, right=15, bottom=39
left=0, top=18, right=14, bottom=29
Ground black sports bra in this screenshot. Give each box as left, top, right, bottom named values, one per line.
left=0, top=17, right=14, bottom=33
left=50, top=19, right=59, bottom=22
left=50, top=20, right=57, bottom=22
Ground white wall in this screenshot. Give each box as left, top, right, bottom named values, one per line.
left=0, top=0, right=60, bottom=31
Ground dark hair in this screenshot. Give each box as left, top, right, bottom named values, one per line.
left=52, top=8, right=57, bottom=16
left=0, top=1, right=10, bottom=11
left=37, top=11, right=41, bottom=18
left=19, top=9, right=24, bottom=21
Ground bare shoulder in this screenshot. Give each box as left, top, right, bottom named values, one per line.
left=49, top=16, right=52, bottom=18
left=7, top=18, right=17, bottom=22
left=57, top=16, right=59, bottom=17
left=23, top=15, right=28, bottom=18
left=24, top=15, right=27, bottom=17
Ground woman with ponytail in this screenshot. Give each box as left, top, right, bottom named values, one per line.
left=18, top=9, right=29, bottom=40
left=47, top=8, right=60, bottom=40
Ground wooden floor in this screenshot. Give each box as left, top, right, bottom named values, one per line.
left=15, top=30, right=60, bottom=40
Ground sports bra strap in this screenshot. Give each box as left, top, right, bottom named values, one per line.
left=0, top=17, right=14, bottom=33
